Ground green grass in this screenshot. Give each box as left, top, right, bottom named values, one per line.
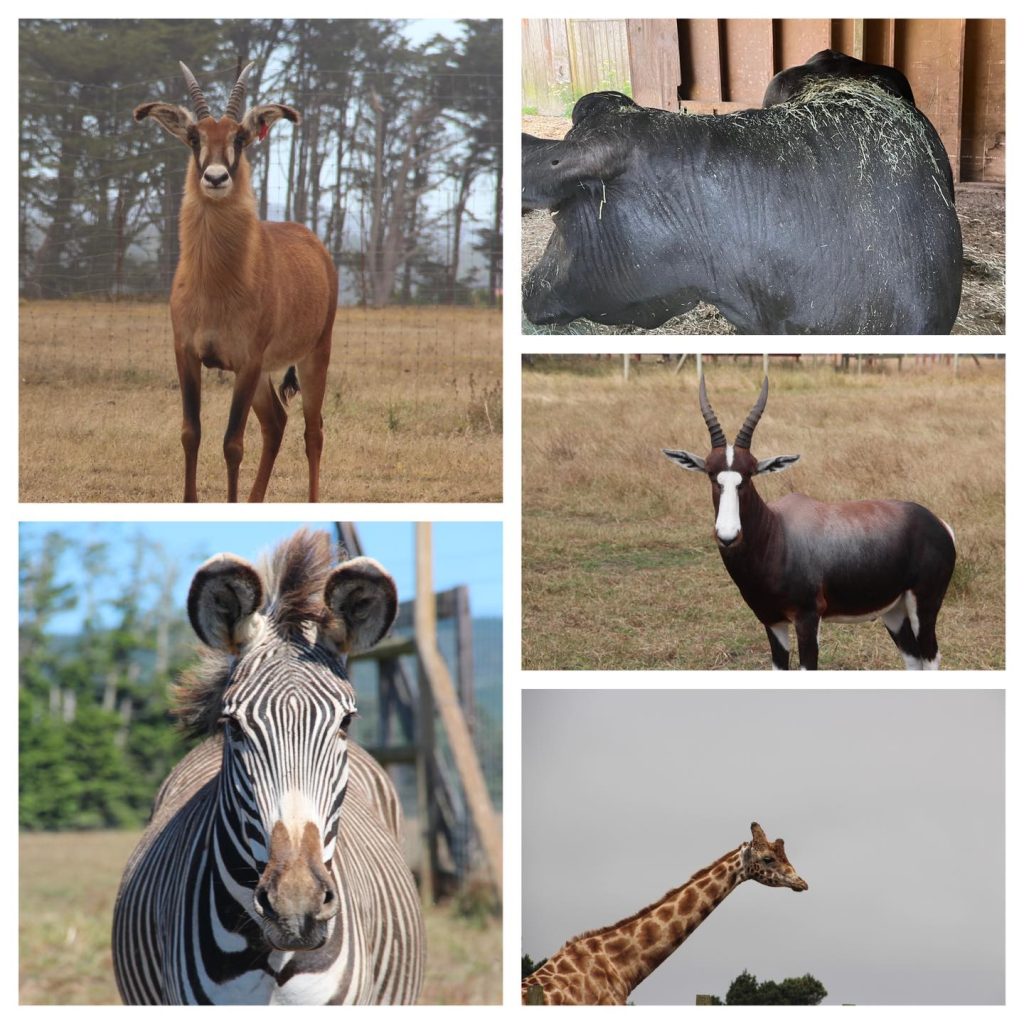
left=19, top=831, right=501, bottom=1004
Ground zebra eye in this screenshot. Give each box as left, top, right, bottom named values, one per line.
left=340, top=713, right=354, bottom=733
left=218, top=715, right=243, bottom=737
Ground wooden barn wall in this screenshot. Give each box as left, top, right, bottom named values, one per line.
left=522, top=18, right=1004, bottom=184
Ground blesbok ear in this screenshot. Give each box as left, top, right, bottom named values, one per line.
left=240, top=103, right=301, bottom=144
left=187, top=555, right=265, bottom=652
left=323, top=558, right=398, bottom=654
left=133, top=102, right=196, bottom=144
left=662, top=448, right=706, bottom=472
left=755, top=454, right=800, bottom=475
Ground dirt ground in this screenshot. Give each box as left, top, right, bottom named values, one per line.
left=522, top=114, right=1005, bottom=335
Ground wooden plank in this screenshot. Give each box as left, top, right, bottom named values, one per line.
left=831, top=19, right=861, bottom=58
left=774, top=19, right=832, bottom=73
left=626, top=19, right=682, bottom=109
left=567, top=19, right=631, bottom=98
left=721, top=19, right=774, bottom=103
left=863, top=18, right=895, bottom=65
left=959, top=18, right=1005, bottom=183
left=522, top=19, right=571, bottom=115
left=682, top=20, right=723, bottom=101
left=894, top=19, right=966, bottom=183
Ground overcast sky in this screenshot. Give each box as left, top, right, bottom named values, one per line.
left=522, top=689, right=1004, bottom=1006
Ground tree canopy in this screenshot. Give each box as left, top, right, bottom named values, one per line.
left=19, top=19, right=502, bottom=306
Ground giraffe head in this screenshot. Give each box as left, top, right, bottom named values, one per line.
left=742, top=822, right=808, bottom=891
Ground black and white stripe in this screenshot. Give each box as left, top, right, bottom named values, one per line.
left=112, top=532, right=424, bottom=1004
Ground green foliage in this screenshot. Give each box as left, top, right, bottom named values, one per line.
left=522, top=953, right=548, bottom=979
left=724, top=969, right=828, bottom=1005
left=19, top=529, right=194, bottom=830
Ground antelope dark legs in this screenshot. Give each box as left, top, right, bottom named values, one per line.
left=223, top=363, right=263, bottom=503
left=794, top=614, right=820, bottom=670
left=297, top=342, right=331, bottom=503
left=175, top=346, right=202, bottom=503
left=248, top=374, right=288, bottom=502
left=765, top=623, right=790, bottom=670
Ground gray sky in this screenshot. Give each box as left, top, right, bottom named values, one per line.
left=522, top=689, right=1004, bottom=1006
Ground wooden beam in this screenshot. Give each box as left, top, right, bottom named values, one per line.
left=415, top=524, right=503, bottom=897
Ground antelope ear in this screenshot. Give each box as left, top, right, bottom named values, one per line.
left=323, top=558, right=398, bottom=654
left=662, top=448, right=706, bottom=472
left=240, top=103, right=300, bottom=143
left=187, top=555, right=264, bottom=652
left=755, top=454, right=800, bottom=475
left=133, top=102, right=195, bottom=144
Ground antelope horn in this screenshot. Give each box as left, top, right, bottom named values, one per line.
left=698, top=376, right=727, bottom=449
left=225, top=61, right=256, bottom=121
left=734, top=377, right=769, bottom=450
left=179, top=62, right=211, bottom=121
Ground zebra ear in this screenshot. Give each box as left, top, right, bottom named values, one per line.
left=187, top=555, right=265, bottom=652
left=323, top=557, right=398, bottom=654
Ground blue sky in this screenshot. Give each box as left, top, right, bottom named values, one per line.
left=19, top=521, right=501, bottom=634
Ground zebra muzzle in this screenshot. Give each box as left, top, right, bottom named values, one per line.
left=254, top=821, right=339, bottom=949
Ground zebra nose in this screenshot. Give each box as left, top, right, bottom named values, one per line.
left=204, top=169, right=229, bottom=187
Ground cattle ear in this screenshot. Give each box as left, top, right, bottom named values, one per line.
left=323, top=558, right=398, bottom=654
left=755, top=454, right=800, bottom=475
left=522, top=133, right=629, bottom=210
left=662, top=448, right=706, bottom=473
left=187, top=555, right=265, bottom=652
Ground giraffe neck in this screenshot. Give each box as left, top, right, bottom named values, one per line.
left=606, top=844, right=748, bottom=997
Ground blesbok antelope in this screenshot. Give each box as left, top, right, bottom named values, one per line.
left=662, top=377, right=956, bottom=669
left=134, top=62, right=338, bottom=502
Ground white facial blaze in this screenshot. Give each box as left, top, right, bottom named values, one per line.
left=715, top=470, right=743, bottom=542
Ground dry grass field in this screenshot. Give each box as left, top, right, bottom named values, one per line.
left=19, top=831, right=501, bottom=1005
left=19, top=301, right=501, bottom=503
left=522, top=357, right=1004, bottom=670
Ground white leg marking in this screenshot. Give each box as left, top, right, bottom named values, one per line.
left=923, top=655, right=941, bottom=671
left=904, top=590, right=920, bottom=638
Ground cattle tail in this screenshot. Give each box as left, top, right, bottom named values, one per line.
left=134, top=62, right=338, bottom=502
left=662, top=377, right=956, bottom=669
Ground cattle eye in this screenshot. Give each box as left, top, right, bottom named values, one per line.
left=550, top=159, right=560, bottom=166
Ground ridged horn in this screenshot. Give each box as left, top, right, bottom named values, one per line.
left=179, top=62, right=211, bottom=121
left=225, top=61, right=256, bottom=121
left=698, top=376, right=727, bottom=449
left=734, top=377, right=769, bottom=450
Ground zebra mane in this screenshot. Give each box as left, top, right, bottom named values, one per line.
left=171, top=528, right=344, bottom=739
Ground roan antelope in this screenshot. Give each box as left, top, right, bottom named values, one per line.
left=662, top=377, right=956, bottom=669
left=134, top=62, right=338, bottom=502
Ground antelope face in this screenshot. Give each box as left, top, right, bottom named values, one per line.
left=187, top=117, right=250, bottom=200
left=133, top=61, right=300, bottom=203
left=662, top=376, right=800, bottom=547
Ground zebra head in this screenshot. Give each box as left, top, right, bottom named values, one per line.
left=183, top=531, right=398, bottom=952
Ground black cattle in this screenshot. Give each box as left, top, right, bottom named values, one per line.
left=522, top=81, right=962, bottom=334
left=763, top=49, right=915, bottom=108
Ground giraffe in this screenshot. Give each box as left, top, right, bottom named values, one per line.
left=522, top=822, right=808, bottom=1005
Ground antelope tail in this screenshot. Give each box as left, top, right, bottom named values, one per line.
left=280, top=366, right=300, bottom=404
